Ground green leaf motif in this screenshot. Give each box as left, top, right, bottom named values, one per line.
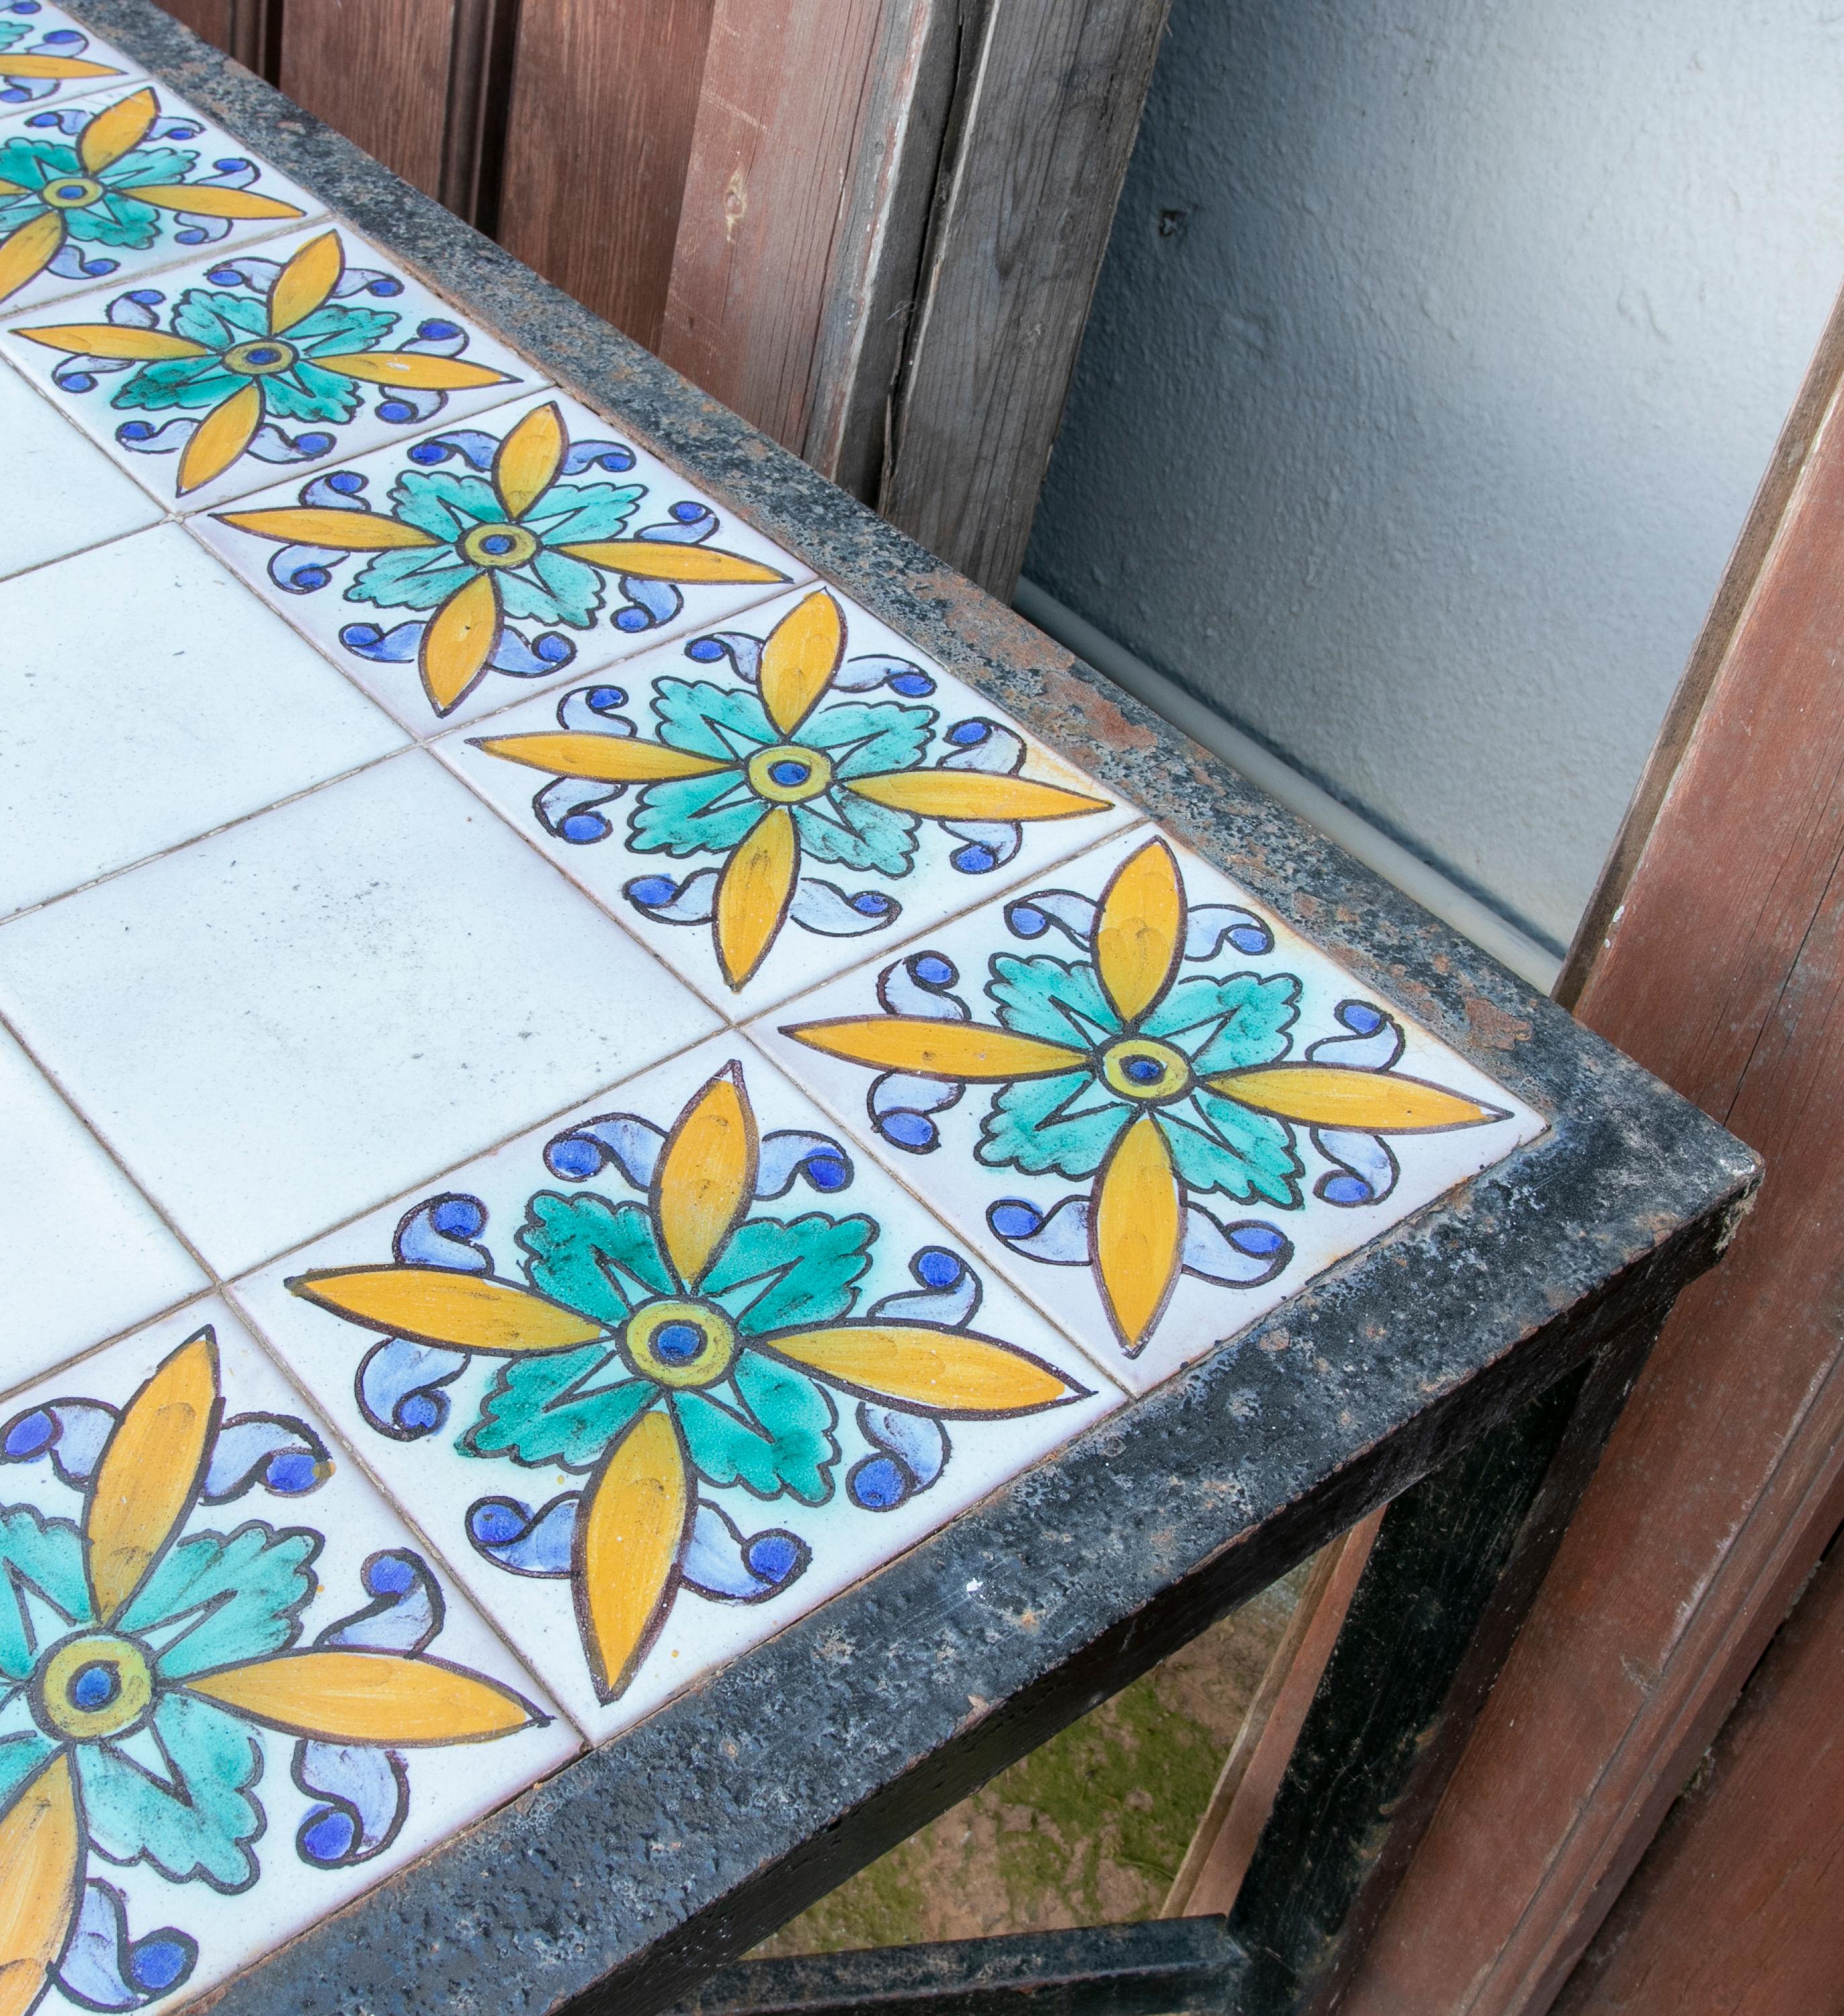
left=979, top=1070, right=1127, bottom=1179
left=702, top=1212, right=873, bottom=1334
left=464, top=1347, right=655, bottom=1470
left=631, top=769, right=762, bottom=858
left=127, top=1526, right=319, bottom=1681
left=0, top=1506, right=91, bottom=1682
left=0, top=1733, right=57, bottom=1814
left=675, top=1353, right=837, bottom=1504
left=1161, top=1089, right=1302, bottom=1208
left=78, top=1691, right=263, bottom=1890
left=1144, top=972, right=1298, bottom=1072
left=988, top=954, right=1120, bottom=1048
left=792, top=786, right=917, bottom=876
left=653, top=677, right=775, bottom=762
left=802, top=698, right=933, bottom=780
left=518, top=1190, right=671, bottom=1325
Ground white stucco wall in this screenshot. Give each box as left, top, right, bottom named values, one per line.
left=1025, top=0, right=1844, bottom=952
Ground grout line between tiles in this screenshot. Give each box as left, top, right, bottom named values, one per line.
left=0, top=1282, right=225, bottom=1410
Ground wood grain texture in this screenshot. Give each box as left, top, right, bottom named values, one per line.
left=1163, top=1513, right=1382, bottom=1919
left=278, top=0, right=455, bottom=198
left=1337, top=286, right=1844, bottom=2016
left=878, top=0, right=1171, bottom=597
left=497, top=0, right=714, bottom=351
left=659, top=0, right=891, bottom=456
left=152, top=0, right=231, bottom=49
left=1551, top=1531, right=1844, bottom=2015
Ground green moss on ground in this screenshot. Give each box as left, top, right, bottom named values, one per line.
left=753, top=1576, right=1300, bottom=1954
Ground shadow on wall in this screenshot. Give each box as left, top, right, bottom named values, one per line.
left=1025, top=0, right=1844, bottom=953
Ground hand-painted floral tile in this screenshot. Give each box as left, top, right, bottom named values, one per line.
left=0, top=83, right=320, bottom=317
left=0, top=1299, right=581, bottom=2016
left=0, top=753, right=724, bottom=1277
left=191, top=387, right=810, bottom=732
left=431, top=583, right=1138, bottom=1021
left=751, top=825, right=1549, bottom=1392
left=0, top=1024, right=205, bottom=1386
left=0, top=523, right=407, bottom=919
left=235, top=1038, right=1128, bottom=1742
left=0, top=349, right=159, bottom=577
left=0, top=3, right=142, bottom=114
left=1, top=222, right=541, bottom=509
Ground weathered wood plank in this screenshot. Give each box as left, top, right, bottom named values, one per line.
left=1337, top=283, right=1844, bottom=2016
left=878, top=0, right=1171, bottom=597
left=1552, top=1533, right=1844, bottom=2015
left=437, top=0, right=521, bottom=228
left=155, top=0, right=230, bottom=50
left=496, top=0, right=715, bottom=350
left=278, top=0, right=455, bottom=198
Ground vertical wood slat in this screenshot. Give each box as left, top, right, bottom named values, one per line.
left=153, top=0, right=278, bottom=78
left=277, top=0, right=458, bottom=201
left=1335, top=279, right=1844, bottom=2016
left=495, top=0, right=716, bottom=351
left=879, top=0, right=1172, bottom=597
left=1551, top=1529, right=1844, bottom=2015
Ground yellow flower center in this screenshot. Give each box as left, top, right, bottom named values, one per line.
left=222, top=337, right=299, bottom=376
left=1099, top=1036, right=1193, bottom=1103
left=622, top=1298, right=738, bottom=1389
left=746, top=743, right=834, bottom=804
left=33, top=1632, right=155, bottom=1742
left=41, top=175, right=103, bottom=210
left=458, top=521, right=540, bottom=570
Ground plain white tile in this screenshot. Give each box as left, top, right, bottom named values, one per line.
left=753, top=824, right=1549, bottom=1392
left=0, top=523, right=409, bottom=917
left=0, top=752, right=722, bottom=1275
left=235, top=1034, right=1127, bottom=1743
left=0, top=3, right=144, bottom=112
left=0, top=1298, right=580, bottom=2016
left=0, top=81, right=321, bottom=316
left=0, top=352, right=161, bottom=576
left=192, top=386, right=813, bottom=734
left=0, top=1021, right=205, bottom=1386
left=433, top=582, right=1136, bottom=1021
left=3, top=222, right=543, bottom=510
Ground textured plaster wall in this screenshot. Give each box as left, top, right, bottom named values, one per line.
left=1026, top=0, right=1844, bottom=951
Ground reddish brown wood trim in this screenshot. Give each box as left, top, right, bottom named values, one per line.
left=1337, top=280, right=1844, bottom=2016
left=278, top=0, right=456, bottom=199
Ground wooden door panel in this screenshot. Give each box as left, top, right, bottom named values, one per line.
left=278, top=0, right=455, bottom=200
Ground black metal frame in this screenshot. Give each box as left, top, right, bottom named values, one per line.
left=55, top=9, right=1757, bottom=2014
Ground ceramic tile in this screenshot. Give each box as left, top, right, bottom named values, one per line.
left=0, top=753, right=723, bottom=1277
left=0, top=3, right=142, bottom=114
left=2, top=222, right=543, bottom=510
left=191, top=387, right=815, bottom=734
left=0, top=1022, right=206, bottom=1382
left=0, top=523, right=408, bottom=917
left=0, top=1298, right=580, bottom=2016
left=0, top=349, right=159, bottom=576
left=0, top=82, right=321, bottom=317
left=235, top=1036, right=1128, bottom=1742
left=751, top=825, right=1549, bottom=1392
left=431, top=583, right=1138, bottom=1021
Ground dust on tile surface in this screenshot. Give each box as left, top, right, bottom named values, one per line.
left=0, top=40, right=1541, bottom=2011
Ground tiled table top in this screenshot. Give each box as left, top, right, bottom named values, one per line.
left=0, top=10, right=1755, bottom=2016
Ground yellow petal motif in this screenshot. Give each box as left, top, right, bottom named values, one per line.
left=493, top=400, right=564, bottom=518
left=268, top=228, right=341, bottom=334
left=124, top=185, right=306, bottom=221
left=287, top=1266, right=603, bottom=1353
left=0, top=55, right=120, bottom=81
left=212, top=505, right=441, bottom=550
left=1095, top=838, right=1185, bottom=1027
left=1206, top=1064, right=1507, bottom=1132
left=843, top=770, right=1110, bottom=823
left=79, top=87, right=155, bottom=171
left=1093, top=1112, right=1183, bottom=1353
left=783, top=1015, right=1083, bottom=1081
left=553, top=539, right=787, bottom=587
left=15, top=324, right=209, bottom=360
left=769, top=1325, right=1081, bottom=1415
left=421, top=570, right=501, bottom=714
left=469, top=730, right=726, bottom=784
left=0, top=1753, right=81, bottom=2016
left=713, top=804, right=798, bottom=988
left=758, top=589, right=843, bottom=735
left=316, top=351, right=515, bottom=391
left=177, top=380, right=263, bottom=495
left=0, top=212, right=65, bottom=306
left=654, top=1064, right=758, bottom=1287
left=184, top=1650, right=536, bottom=1744
left=87, top=1331, right=218, bottom=1624
left=577, top=1409, right=690, bottom=1702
